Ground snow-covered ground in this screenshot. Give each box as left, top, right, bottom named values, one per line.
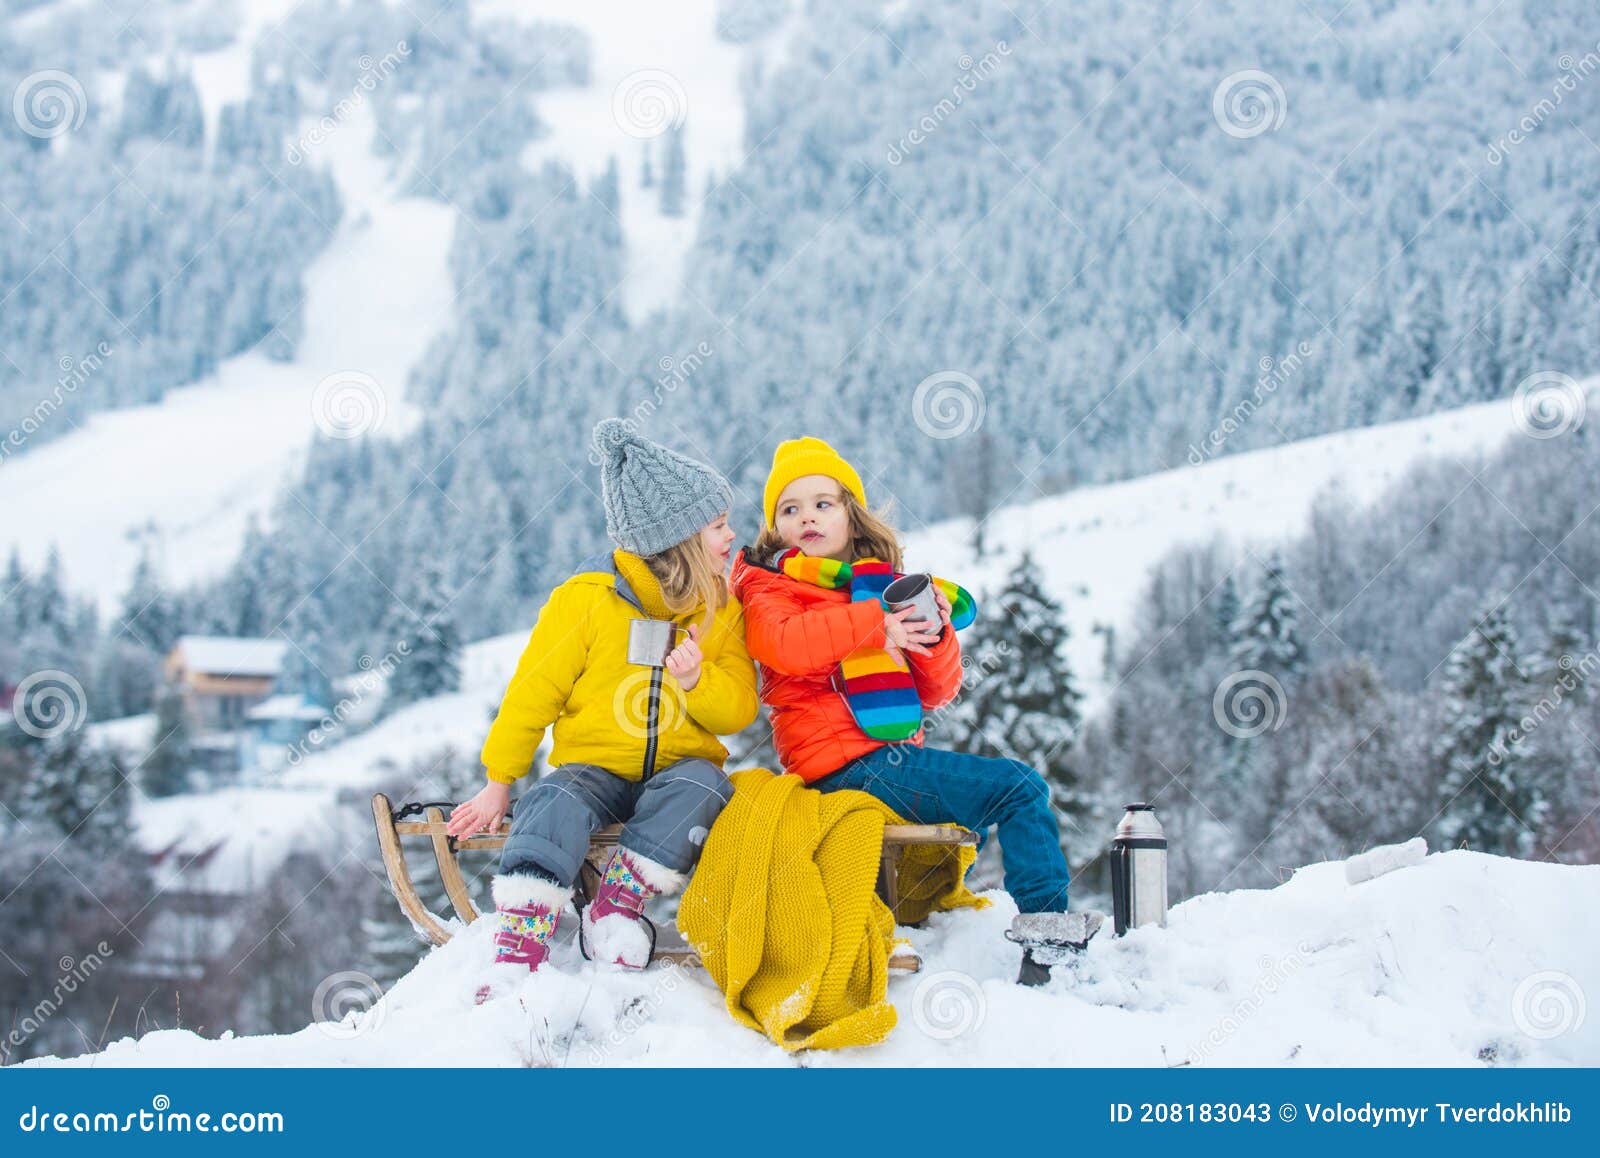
left=22, top=848, right=1598, bottom=1066
left=0, top=37, right=454, bottom=618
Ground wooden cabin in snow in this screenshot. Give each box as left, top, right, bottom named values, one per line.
left=164, top=635, right=289, bottom=732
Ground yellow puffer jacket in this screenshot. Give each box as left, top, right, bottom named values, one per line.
left=479, top=550, right=759, bottom=784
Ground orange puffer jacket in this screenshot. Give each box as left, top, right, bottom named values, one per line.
left=728, top=547, right=965, bottom=783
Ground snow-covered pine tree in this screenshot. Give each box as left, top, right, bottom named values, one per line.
left=1432, top=602, right=1546, bottom=857
left=1218, top=554, right=1307, bottom=812
left=952, top=428, right=1000, bottom=556
left=1452, top=259, right=1504, bottom=401
left=280, top=620, right=335, bottom=712
left=141, top=679, right=196, bottom=798
left=1228, top=551, right=1308, bottom=678
left=117, top=545, right=183, bottom=655
left=947, top=551, right=1088, bottom=831
left=382, top=562, right=461, bottom=711
left=229, top=515, right=283, bottom=638
left=27, top=546, right=76, bottom=658
left=593, top=155, right=621, bottom=219
left=1212, top=573, right=1241, bottom=652
left=659, top=123, right=687, bottom=217
left=19, top=729, right=132, bottom=854
left=1513, top=618, right=1591, bottom=851
left=1379, top=274, right=1444, bottom=410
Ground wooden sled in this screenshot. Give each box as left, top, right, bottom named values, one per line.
left=372, top=792, right=979, bottom=975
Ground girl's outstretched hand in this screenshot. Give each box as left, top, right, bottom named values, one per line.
left=447, top=780, right=511, bottom=840
left=665, top=623, right=704, bottom=691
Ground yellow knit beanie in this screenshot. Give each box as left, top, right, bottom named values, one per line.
left=761, top=436, right=867, bottom=529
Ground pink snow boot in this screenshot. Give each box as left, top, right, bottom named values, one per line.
left=474, top=873, right=572, bottom=1005
left=579, top=846, right=686, bottom=970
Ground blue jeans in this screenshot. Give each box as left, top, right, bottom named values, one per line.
left=811, top=744, right=1072, bottom=913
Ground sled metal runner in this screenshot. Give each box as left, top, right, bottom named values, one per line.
left=373, top=792, right=978, bottom=974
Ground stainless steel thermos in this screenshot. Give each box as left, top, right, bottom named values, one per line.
left=1109, top=802, right=1168, bottom=935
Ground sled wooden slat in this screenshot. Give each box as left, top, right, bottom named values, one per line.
left=372, top=793, right=970, bottom=962
left=372, top=793, right=453, bottom=946
left=392, top=818, right=977, bottom=851
left=427, top=804, right=483, bottom=927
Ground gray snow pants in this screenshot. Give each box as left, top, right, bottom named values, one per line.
left=498, top=758, right=733, bottom=887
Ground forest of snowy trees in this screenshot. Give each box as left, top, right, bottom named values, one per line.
left=165, top=0, right=1600, bottom=690
left=1075, top=421, right=1600, bottom=899
left=6, top=0, right=1596, bottom=702
left=3, top=0, right=1598, bottom=1061
left=1, top=36, right=340, bottom=454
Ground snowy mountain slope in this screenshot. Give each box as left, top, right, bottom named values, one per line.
left=902, top=383, right=1596, bottom=709
left=2, top=0, right=762, bottom=613
left=0, top=84, right=454, bottom=618
left=476, top=0, right=753, bottom=322
left=21, top=849, right=1598, bottom=1066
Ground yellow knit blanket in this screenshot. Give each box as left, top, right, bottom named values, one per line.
left=676, top=767, right=988, bottom=1052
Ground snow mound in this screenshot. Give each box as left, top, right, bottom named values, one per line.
left=22, top=849, right=1598, bottom=1067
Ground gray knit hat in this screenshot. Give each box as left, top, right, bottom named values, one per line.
left=590, top=418, right=736, bottom=556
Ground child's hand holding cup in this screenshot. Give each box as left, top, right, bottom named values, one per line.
left=882, top=573, right=943, bottom=655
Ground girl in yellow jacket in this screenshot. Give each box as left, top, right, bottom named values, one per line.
left=448, top=419, right=757, bottom=992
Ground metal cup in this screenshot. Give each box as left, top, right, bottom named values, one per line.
left=626, top=619, right=688, bottom=667
left=882, top=572, right=940, bottom=627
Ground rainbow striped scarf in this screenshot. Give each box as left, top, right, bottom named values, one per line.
left=775, top=549, right=978, bottom=741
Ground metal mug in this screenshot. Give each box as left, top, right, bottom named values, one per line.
left=881, top=572, right=940, bottom=628
left=626, top=619, right=688, bottom=667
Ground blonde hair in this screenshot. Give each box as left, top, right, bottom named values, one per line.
left=644, top=534, right=728, bottom=631
left=755, top=485, right=903, bottom=570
